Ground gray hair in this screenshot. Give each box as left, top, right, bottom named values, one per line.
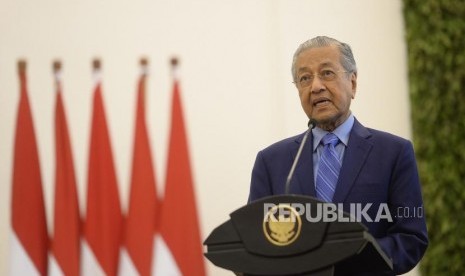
left=291, top=36, right=357, bottom=82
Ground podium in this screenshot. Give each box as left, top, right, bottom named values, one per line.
left=204, top=195, right=393, bottom=275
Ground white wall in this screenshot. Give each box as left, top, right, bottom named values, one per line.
left=0, top=0, right=418, bottom=275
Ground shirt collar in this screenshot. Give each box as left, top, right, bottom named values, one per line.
left=312, top=113, right=355, bottom=152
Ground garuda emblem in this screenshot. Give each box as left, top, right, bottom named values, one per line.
left=263, top=204, right=301, bottom=246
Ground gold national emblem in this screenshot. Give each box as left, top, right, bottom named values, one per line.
left=263, top=204, right=301, bottom=246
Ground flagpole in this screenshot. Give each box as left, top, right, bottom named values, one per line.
left=156, top=56, right=207, bottom=276
left=53, top=60, right=62, bottom=92
left=84, top=57, right=123, bottom=276
left=51, top=59, right=82, bottom=276
left=170, top=57, right=179, bottom=79
left=140, top=57, right=148, bottom=74
left=92, top=58, right=102, bottom=86
left=140, top=58, right=148, bottom=103
left=17, top=60, right=26, bottom=76
left=11, top=59, right=49, bottom=276
left=17, top=60, right=27, bottom=95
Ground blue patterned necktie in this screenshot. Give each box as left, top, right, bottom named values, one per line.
left=316, top=133, right=342, bottom=202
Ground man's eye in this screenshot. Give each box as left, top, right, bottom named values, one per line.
left=300, top=75, right=311, bottom=82
left=321, top=70, right=335, bottom=77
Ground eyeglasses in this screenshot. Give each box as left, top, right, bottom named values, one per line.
left=294, top=70, right=349, bottom=88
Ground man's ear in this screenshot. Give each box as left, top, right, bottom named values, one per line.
left=351, top=72, right=357, bottom=99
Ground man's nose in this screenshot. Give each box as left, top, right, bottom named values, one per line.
left=311, top=77, right=326, bottom=93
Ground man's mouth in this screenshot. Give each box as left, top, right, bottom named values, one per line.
left=313, top=98, right=331, bottom=107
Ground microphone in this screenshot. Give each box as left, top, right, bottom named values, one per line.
left=284, top=119, right=315, bottom=194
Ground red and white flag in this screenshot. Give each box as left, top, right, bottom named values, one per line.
left=83, top=60, right=123, bottom=276
left=50, top=62, right=81, bottom=276
left=10, top=60, right=49, bottom=276
left=155, top=59, right=207, bottom=276
left=121, top=59, right=159, bottom=276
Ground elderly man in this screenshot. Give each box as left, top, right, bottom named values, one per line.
left=248, top=36, right=428, bottom=275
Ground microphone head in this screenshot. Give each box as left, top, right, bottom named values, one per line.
left=308, top=119, right=316, bottom=129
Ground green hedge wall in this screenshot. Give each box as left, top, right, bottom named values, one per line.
left=403, top=0, right=465, bottom=275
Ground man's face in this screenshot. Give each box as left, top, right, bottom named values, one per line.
left=295, top=45, right=357, bottom=130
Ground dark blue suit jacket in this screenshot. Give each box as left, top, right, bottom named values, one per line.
left=248, top=119, right=428, bottom=275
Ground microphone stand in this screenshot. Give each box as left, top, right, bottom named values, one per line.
left=284, top=120, right=314, bottom=194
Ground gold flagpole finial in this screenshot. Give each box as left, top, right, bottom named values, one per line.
left=170, top=57, right=179, bottom=67
left=53, top=60, right=62, bottom=73
left=92, top=58, right=101, bottom=70
left=17, top=60, right=27, bottom=74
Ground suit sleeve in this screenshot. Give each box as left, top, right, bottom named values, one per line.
left=377, top=141, right=428, bottom=274
left=248, top=151, right=273, bottom=203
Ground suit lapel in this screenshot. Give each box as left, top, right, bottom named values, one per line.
left=332, top=119, right=372, bottom=203
left=293, top=132, right=316, bottom=197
